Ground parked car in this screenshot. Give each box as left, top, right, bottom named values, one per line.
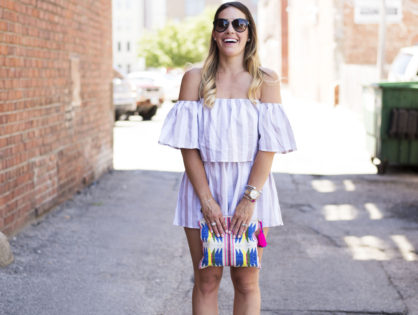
left=113, top=68, right=137, bottom=121
left=388, top=46, right=418, bottom=82
left=127, top=71, right=165, bottom=120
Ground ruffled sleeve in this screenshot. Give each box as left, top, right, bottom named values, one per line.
left=258, top=102, right=297, bottom=153
left=158, top=100, right=200, bottom=149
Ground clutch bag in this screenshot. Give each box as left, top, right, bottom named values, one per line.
left=198, top=216, right=260, bottom=269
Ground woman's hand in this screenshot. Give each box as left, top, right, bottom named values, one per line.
left=201, top=198, right=226, bottom=237
left=231, top=198, right=256, bottom=237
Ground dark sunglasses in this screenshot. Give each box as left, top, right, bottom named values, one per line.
left=213, top=18, right=249, bottom=33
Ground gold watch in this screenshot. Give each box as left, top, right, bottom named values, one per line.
left=244, top=185, right=261, bottom=201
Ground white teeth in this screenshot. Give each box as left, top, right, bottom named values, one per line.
left=224, top=39, right=238, bottom=43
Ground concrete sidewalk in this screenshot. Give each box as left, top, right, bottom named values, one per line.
left=0, top=168, right=417, bottom=314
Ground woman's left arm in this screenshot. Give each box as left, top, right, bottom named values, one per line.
left=230, top=67, right=282, bottom=236
left=230, top=151, right=275, bottom=236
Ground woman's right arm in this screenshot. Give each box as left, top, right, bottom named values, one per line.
left=178, top=69, right=226, bottom=236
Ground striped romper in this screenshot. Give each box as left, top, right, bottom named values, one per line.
left=158, top=98, right=297, bottom=229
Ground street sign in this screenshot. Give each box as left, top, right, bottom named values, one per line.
left=354, top=0, right=403, bottom=24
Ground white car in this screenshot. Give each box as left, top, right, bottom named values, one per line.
left=388, top=46, right=418, bottom=82
left=127, top=71, right=165, bottom=120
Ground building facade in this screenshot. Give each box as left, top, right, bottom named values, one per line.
left=258, top=0, right=418, bottom=116
left=112, top=0, right=166, bottom=73
left=0, top=0, right=114, bottom=235
left=339, top=0, right=418, bottom=115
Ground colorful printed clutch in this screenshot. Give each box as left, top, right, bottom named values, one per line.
left=198, top=217, right=260, bottom=269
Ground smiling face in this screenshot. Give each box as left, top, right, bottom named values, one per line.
left=212, top=6, right=249, bottom=58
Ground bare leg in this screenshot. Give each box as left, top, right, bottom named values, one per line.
left=185, top=227, right=223, bottom=315
left=230, top=227, right=269, bottom=315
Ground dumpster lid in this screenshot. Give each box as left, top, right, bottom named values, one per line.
left=375, top=81, right=418, bottom=89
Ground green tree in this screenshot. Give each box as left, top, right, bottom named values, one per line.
left=139, top=8, right=215, bottom=69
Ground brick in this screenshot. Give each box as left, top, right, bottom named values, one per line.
left=0, top=21, right=7, bottom=31
left=0, top=0, right=113, bottom=236
left=342, top=3, right=418, bottom=64
left=4, top=210, right=16, bottom=226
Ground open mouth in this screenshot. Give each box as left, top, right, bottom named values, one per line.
left=223, top=38, right=238, bottom=44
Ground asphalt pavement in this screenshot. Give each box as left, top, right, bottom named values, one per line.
left=1, top=90, right=418, bottom=315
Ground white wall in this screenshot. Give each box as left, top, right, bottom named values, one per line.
left=113, top=0, right=167, bottom=73
left=257, top=0, right=282, bottom=77
left=144, top=0, right=166, bottom=30
left=288, top=0, right=337, bottom=104
left=112, top=0, right=145, bottom=73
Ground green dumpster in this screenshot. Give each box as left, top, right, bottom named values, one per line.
left=363, top=81, right=418, bottom=174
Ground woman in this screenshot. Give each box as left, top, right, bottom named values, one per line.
left=159, top=2, right=297, bottom=314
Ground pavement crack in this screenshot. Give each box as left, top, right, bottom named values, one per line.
left=305, top=225, right=342, bottom=248
left=378, top=261, right=409, bottom=315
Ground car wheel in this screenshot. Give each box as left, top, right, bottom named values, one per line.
left=140, top=105, right=157, bottom=120
left=115, top=111, right=122, bottom=121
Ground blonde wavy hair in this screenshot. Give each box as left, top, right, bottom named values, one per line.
left=199, top=1, right=265, bottom=108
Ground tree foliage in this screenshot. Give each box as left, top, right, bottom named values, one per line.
left=139, top=8, right=215, bottom=69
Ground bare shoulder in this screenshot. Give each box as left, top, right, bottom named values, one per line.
left=260, top=67, right=279, bottom=82
left=259, top=67, right=282, bottom=103
left=178, top=67, right=202, bottom=101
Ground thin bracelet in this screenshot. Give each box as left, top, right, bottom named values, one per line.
left=243, top=194, right=256, bottom=203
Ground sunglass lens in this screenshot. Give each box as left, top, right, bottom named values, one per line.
left=215, top=19, right=228, bottom=32
left=233, top=19, right=248, bottom=32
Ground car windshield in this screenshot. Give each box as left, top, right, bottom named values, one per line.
left=391, top=53, right=413, bottom=75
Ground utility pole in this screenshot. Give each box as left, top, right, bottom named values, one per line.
left=376, top=0, right=387, bottom=81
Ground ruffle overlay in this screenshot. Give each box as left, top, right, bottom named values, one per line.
left=158, top=98, right=297, bottom=160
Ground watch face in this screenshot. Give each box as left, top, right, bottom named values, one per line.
left=249, top=190, right=259, bottom=199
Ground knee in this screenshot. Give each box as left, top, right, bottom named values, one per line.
left=195, top=271, right=222, bottom=295
left=231, top=274, right=259, bottom=295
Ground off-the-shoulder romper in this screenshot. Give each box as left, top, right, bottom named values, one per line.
left=158, top=98, right=297, bottom=229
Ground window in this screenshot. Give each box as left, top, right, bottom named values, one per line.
left=127, top=41, right=130, bottom=51
left=127, top=64, right=131, bottom=73
left=118, top=42, right=121, bottom=51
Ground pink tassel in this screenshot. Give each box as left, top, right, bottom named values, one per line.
left=257, top=221, right=267, bottom=248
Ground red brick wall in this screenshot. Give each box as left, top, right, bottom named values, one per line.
left=0, top=0, right=113, bottom=236
left=343, top=2, right=418, bottom=65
